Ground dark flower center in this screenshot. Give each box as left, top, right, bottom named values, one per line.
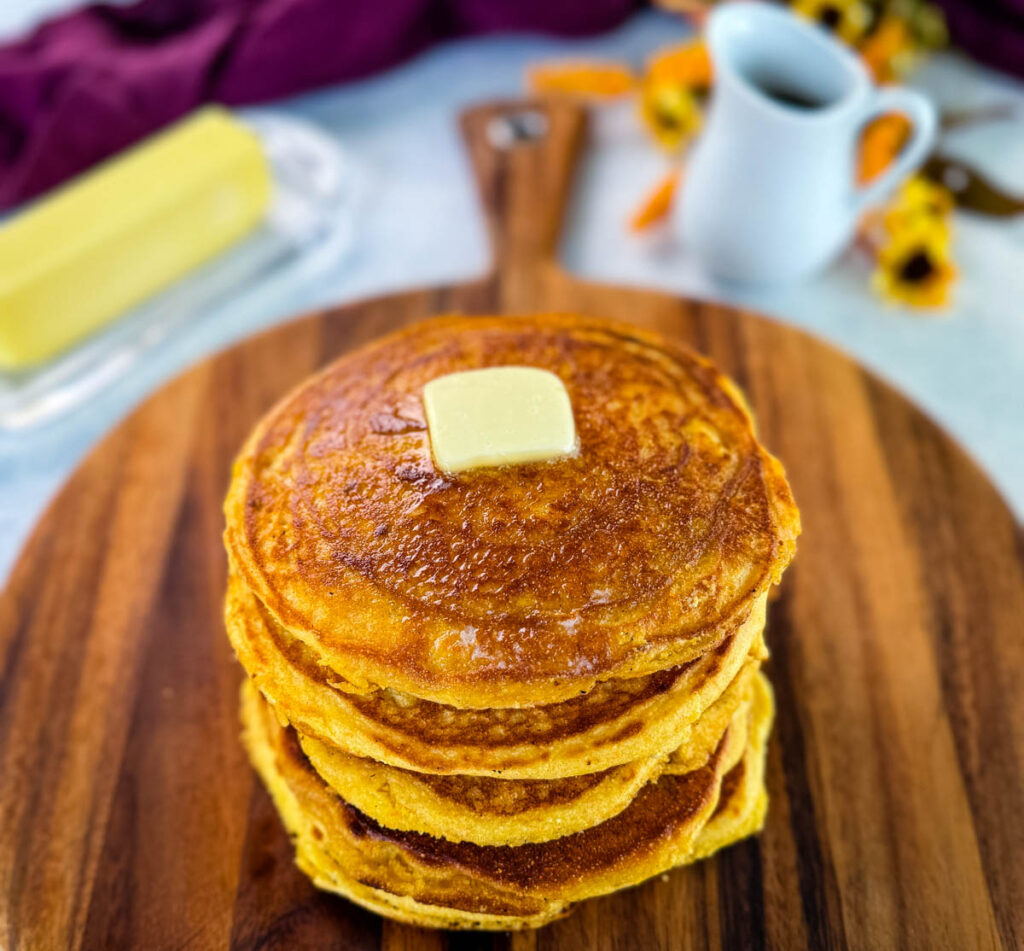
left=899, top=251, right=937, bottom=283
left=655, top=106, right=683, bottom=130
left=819, top=6, right=843, bottom=29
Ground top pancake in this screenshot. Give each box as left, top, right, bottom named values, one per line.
left=225, top=314, right=800, bottom=707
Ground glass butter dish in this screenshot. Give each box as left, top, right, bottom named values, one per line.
left=0, top=110, right=359, bottom=431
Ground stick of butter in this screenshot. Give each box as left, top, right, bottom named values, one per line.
left=0, top=107, right=271, bottom=371
left=423, top=366, right=577, bottom=473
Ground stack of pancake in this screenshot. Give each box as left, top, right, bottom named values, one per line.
left=223, top=314, right=800, bottom=930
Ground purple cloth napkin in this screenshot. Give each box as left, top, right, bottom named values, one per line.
left=934, top=0, right=1024, bottom=82
left=0, top=0, right=637, bottom=210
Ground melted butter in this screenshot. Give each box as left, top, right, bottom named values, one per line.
left=423, top=367, right=578, bottom=474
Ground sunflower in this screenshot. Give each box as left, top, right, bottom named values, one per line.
left=790, top=0, right=873, bottom=45
left=639, top=81, right=704, bottom=152
left=637, top=40, right=711, bottom=152
left=873, top=223, right=956, bottom=308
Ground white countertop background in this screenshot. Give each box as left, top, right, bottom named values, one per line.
left=1, top=6, right=1022, bottom=584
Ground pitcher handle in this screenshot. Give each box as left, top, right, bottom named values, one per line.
left=852, top=86, right=937, bottom=215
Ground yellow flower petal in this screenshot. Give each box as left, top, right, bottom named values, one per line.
left=859, top=16, right=916, bottom=82
left=640, top=81, right=703, bottom=152
left=645, top=40, right=713, bottom=89
left=630, top=169, right=681, bottom=231
left=858, top=114, right=911, bottom=184
left=527, top=61, right=635, bottom=99
left=883, top=175, right=954, bottom=238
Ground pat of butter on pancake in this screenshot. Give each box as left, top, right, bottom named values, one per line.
left=423, top=367, right=577, bottom=473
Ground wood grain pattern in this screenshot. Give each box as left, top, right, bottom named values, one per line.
left=1, top=99, right=1022, bottom=951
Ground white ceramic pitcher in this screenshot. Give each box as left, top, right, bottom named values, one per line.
left=677, top=1, right=937, bottom=285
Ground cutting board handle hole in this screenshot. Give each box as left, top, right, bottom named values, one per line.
left=486, top=110, right=550, bottom=149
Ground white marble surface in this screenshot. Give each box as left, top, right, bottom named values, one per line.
left=1, top=9, right=1022, bottom=584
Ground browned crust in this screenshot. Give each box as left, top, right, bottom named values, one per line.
left=225, top=570, right=764, bottom=777
left=277, top=704, right=735, bottom=899
left=224, top=314, right=800, bottom=708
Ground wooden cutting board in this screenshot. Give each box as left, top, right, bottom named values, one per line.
left=1, top=99, right=1021, bottom=951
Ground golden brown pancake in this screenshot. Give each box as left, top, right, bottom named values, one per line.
left=226, top=571, right=765, bottom=777
left=299, top=665, right=755, bottom=846
left=241, top=679, right=568, bottom=928
left=290, top=726, right=765, bottom=931
left=295, top=844, right=570, bottom=931
left=240, top=673, right=772, bottom=926
left=224, top=314, right=800, bottom=708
